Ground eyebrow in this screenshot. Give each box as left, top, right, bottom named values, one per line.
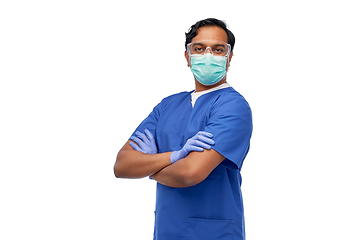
left=192, top=42, right=226, bottom=48
left=192, top=43, right=205, bottom=47
left=213, top=44, right=226, bottom=48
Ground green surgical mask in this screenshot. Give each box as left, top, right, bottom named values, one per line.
left=190, top=53, right=227, bottom=86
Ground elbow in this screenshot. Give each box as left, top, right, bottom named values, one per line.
left=180, top=167, right=206, bottom=187
left=113, top=153, right=122, bottom=178
left=114, top=150, right=132, bottom=178
left=114, top=163, right=131, bottom=178
left=113, top=163, right=123, bottom=178
left=114, top=154, right=129, bottom=178
left=114, top=157, right=144, bottom=179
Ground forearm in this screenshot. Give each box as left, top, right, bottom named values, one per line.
left=114, top=141, right=172, bottom=179
left=150, top=149, right=225, bottom=188
left=150, top=151, right=205, bottom=188
left=150, top=160, right=193, bottom=188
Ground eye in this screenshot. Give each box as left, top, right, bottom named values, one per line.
left=194, top=47, right=204, bottom=53
left=214, top=48, right=224, bottom=53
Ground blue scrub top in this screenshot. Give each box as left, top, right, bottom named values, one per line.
left=131, top=87, right=252, bottom=240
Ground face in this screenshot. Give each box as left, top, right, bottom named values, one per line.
left=185, top=26, right=233, bottom=67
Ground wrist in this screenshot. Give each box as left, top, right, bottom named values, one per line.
left=170, top=151, right=177, bottom=164
left=171, top=150, right=185, bottom=164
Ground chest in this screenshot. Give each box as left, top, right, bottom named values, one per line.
left=155, top=95, right=214, bottom=153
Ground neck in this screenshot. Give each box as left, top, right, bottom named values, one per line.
left=194, top=77, right=227, bottom=92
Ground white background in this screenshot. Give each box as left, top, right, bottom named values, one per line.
left=1, top=0, right=359, bottom=239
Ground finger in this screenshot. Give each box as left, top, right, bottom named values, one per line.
left=144, top=129, right=156, bottom=144
left=188, top=145, right=205, bottom=152
left=129, top=141, right=144, bottom=153
left=135, top=131, right=149, bottom=144
left=197, top=131, right=213, bottom=138
left=130, top=136, right=146, bottom=148
left=197, top=135, right=215, bottom=145
left=193, top=140, right=212, bottom=150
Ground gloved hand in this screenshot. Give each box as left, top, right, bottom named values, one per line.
left=170, top=131, right=215, bottom=164
left=130, top=129, right=158, bottom=154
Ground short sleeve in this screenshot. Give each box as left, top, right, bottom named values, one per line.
left=130, top=101, right=162, bottom=142
left=204, top=93, right=253, bottom=170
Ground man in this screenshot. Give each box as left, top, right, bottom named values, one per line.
left=114, top=18, right=252, bottom=240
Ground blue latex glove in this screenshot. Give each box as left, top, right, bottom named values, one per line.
left=130, top=129, right=158, bottom=154
left=170, top=131, right=215, bottom=164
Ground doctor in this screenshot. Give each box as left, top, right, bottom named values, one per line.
left=114, top=18, right=252, bottom=240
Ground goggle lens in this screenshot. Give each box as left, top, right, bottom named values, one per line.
left=187, top=40, right=231, bottom=57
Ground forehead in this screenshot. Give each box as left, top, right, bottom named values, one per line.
left=192, top=26, right=228, bottom=43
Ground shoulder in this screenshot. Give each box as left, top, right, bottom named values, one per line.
left=159, top=91, right=192, bottom=108
left=212, top=88, right=251, bottom=115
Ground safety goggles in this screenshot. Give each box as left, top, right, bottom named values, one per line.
left=187, top=40, right=231, bottom=57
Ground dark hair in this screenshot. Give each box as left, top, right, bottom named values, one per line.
left=185, top=18, right=235, bottom=52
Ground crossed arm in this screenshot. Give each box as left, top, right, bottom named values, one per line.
left=150, top=148, right=225, bottom=187
left=114, top=140, right=225, bottom=188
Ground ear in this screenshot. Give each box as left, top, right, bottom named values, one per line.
left=229, top=51, right=233, bottom=62
left=185, top=50, right=191, bottom=67
left=227, top=51, right=233, bottom=69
